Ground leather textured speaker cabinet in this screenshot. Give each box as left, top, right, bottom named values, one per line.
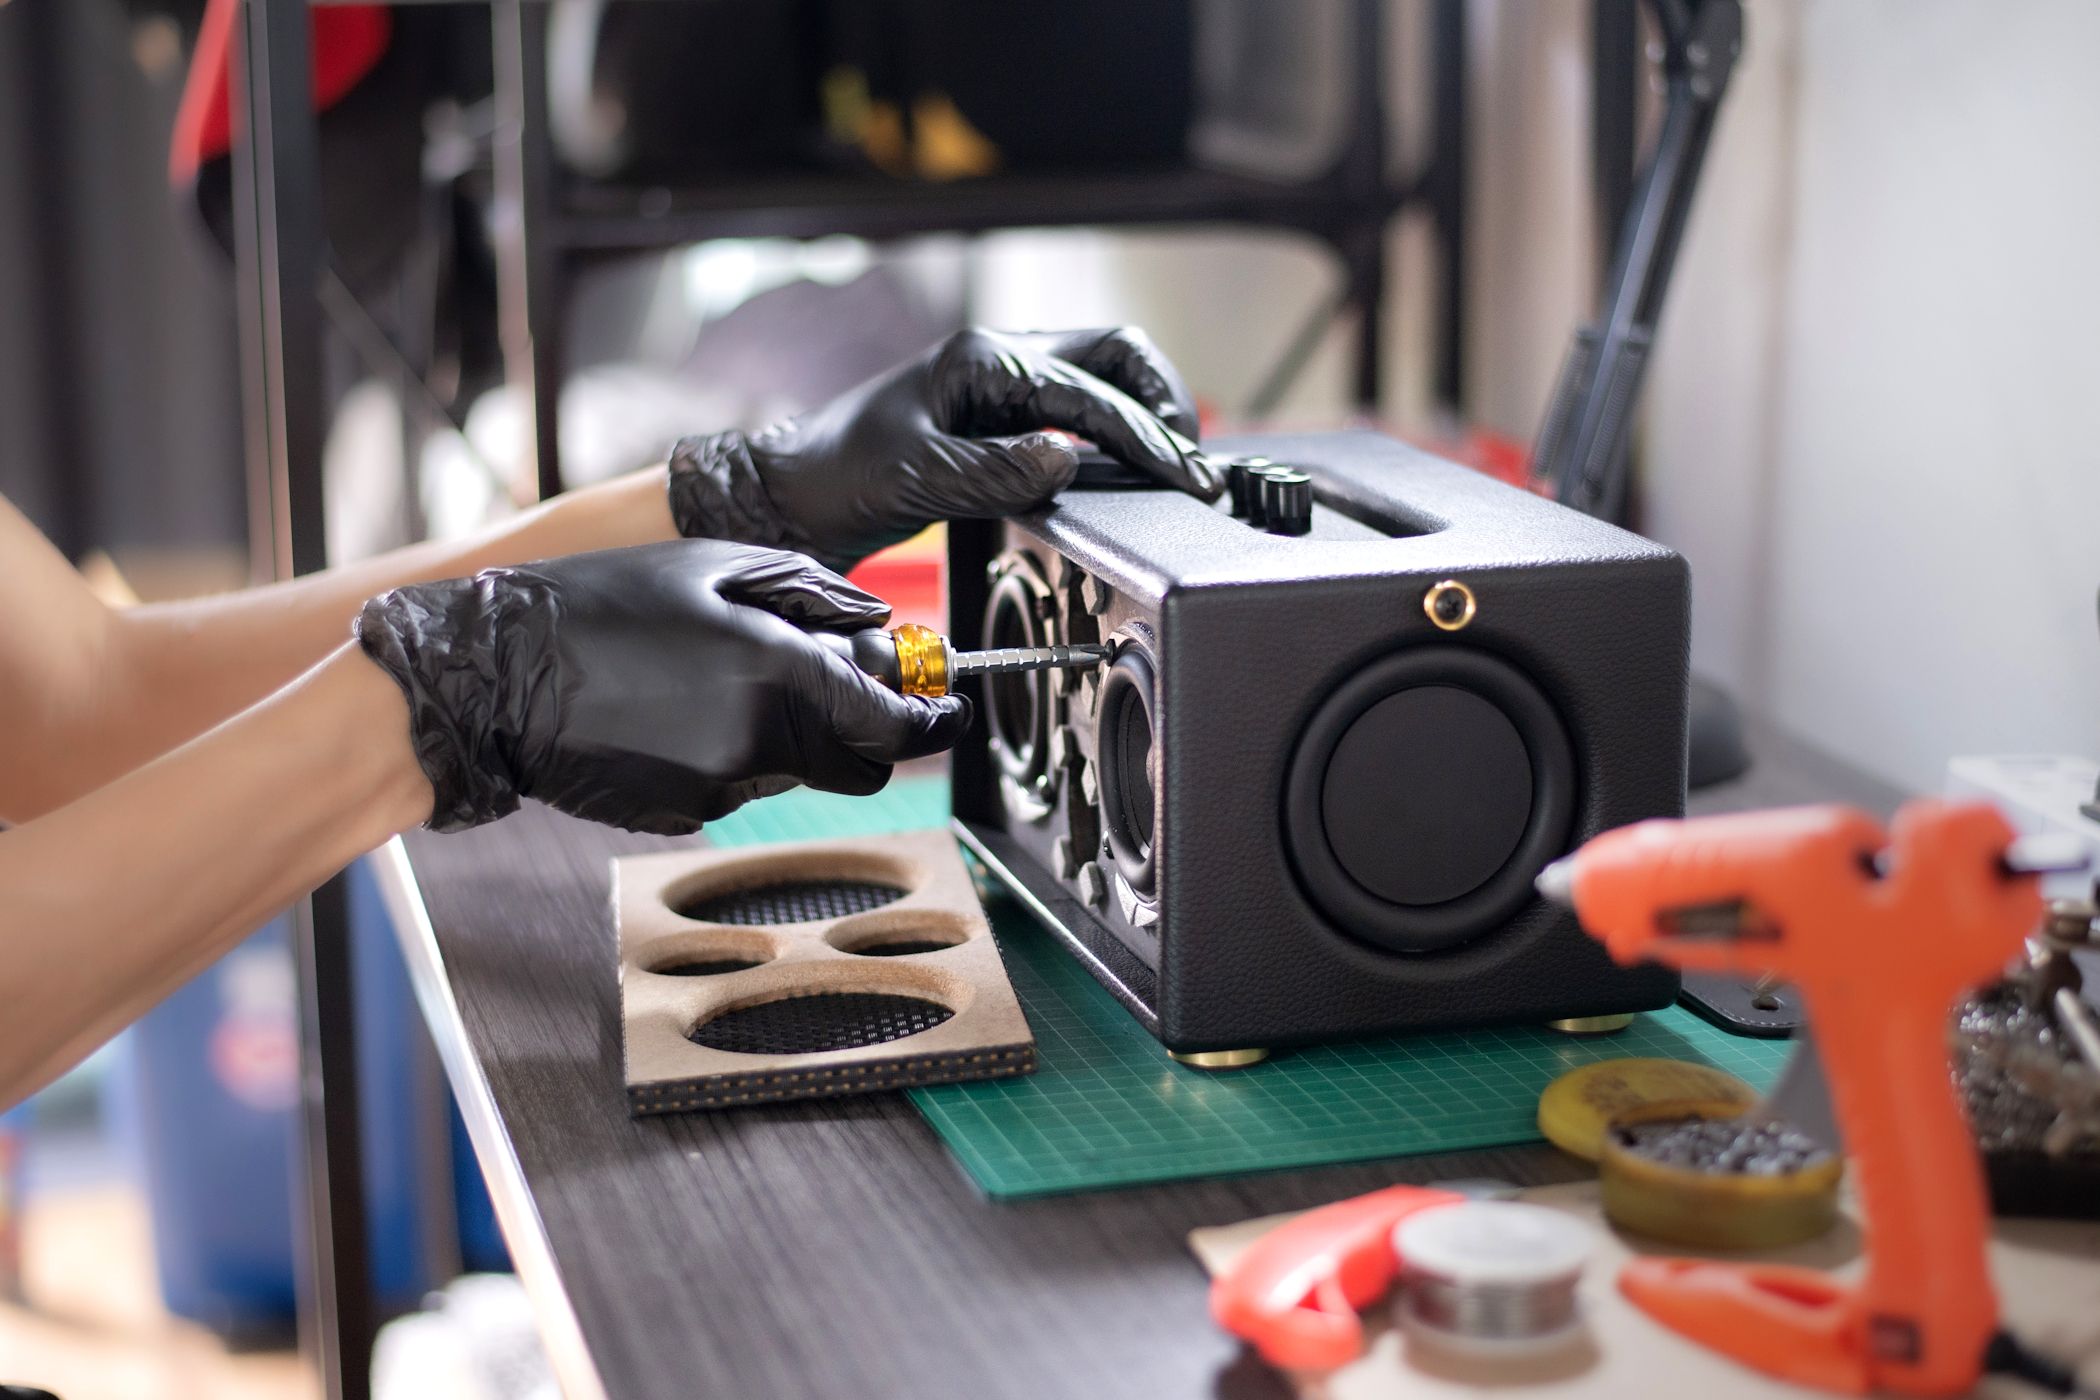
left=948, top=431, right=1687, bottom=1054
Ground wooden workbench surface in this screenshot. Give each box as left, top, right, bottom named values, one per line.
left=381, top=719, right=1901, bottom=1400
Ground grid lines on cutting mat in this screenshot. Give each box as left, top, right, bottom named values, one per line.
left=907, top=914, right=1792, bottom=1198
left=699, top=777, right=1794, bottom=1199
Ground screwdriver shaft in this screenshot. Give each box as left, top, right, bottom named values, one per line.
left=951, top=643, right=1111, bottom=678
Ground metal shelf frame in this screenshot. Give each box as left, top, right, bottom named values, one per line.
left=230, top=4, right=1470, bottom=1396
left=490, top=0, right=1472, bottom=498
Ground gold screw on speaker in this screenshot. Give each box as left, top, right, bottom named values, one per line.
left=1424, top=579, right=1478, bottom=632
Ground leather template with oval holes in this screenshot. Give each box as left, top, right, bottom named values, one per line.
left=615, top=830, right=1035, bottom=1114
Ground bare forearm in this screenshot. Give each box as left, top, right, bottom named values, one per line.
left=0, top=646, right=430, bottom=1105
left=58, top=467, right=677, bottom=808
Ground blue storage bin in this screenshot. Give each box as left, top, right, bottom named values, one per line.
left=113, top=916, right=302, bottom=1343
left=452, top=1099, right=509, bottom=1275
left=117, top=857, right=505, bottom=1339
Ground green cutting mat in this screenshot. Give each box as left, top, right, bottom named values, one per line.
left=704, top=778, right=1795, bottom=1199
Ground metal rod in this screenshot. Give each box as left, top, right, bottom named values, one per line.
left=231, top=3, right=374, bottom=1396
left=1341, top=0, right=1388, bottom=413
left=17, top=0, right=93, bottom=562
left=1590, top=0, right=1641, bottom=287
left=318, top=269, right=515, bottom=502
left=1243, top=289, right=1347, bottom=421
left=1430, top=0, right=1470, bottom=412
left=491, top=0, right=565, bottom=503
left=1540, top=0, right=1741, bottom=523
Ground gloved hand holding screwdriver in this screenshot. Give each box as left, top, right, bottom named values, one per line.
left=357, top=326, right=1209, bottom=835
left=356, top=540, right=972, bottom=836
left=0, top=327, right=1206, bottom=1106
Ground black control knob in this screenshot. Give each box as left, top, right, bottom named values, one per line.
left=1225, top=457, right=1270, bottom=520
left=1245, top=462, right=1293, bottom=527
left=1259, top=468, right=1313, bottom=536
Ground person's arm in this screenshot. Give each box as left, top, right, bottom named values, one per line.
left=0, top=645, right=429, bottom=1103
left=1, top=323, right=1206, bottom=821
left=0, top=540, right=963, bottom=1106
left=0, top=468, right=677, bottom=821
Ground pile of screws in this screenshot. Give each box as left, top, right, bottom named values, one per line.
left=1955, top=897, right=2100, bottom=1158
left=1611, top=1115, right=1834, bottom=1176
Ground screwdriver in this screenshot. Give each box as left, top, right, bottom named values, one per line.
left=813, top=623, right=1111, bottom=698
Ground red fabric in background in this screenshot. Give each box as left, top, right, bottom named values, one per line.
left=170, top=0, right=392, bottom=185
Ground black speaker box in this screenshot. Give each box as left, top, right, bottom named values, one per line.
left=947, top=431, right=1687, bottom=1054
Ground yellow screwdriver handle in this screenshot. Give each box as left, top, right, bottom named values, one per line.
left=887, top=623, right=950, bottom=698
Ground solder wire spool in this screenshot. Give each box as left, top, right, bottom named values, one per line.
left=1390, top=1201, right=1593, bottom=1357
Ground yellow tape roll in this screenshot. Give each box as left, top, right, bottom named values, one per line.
left=1536, top=1057, right=1758, bottom=1162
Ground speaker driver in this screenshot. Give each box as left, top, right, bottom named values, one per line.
left=1095, top=643, right=1160, bottom=897
left=1286, top=647, right=1576, bottom=954
left=982, top=554, right=1056, bottom=820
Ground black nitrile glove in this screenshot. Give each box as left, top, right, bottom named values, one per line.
left=355, top=540, right=969, bottom=835
left=667, top=326, right=1219, bottom=573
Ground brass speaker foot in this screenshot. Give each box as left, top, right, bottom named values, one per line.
left=1169, top=1047, right=1270, bottom=1070
left=1545, top=1013, right=1636, bottom=1036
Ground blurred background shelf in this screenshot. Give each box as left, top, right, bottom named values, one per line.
left=552, top=166, right=1422, bottom=252
left=477, top=0, right=1469, bottom=499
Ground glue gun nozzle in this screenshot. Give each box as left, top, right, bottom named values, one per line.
left=1535, top=857, right=1577, bottom=908
left=2001, top=834, right=2092, bottom=879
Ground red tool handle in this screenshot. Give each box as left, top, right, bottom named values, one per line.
left=1210, top=1184, right=1465, bottom=1372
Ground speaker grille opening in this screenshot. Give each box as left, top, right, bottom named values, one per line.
left=677, top=879, right=905, bottom=926
left=651, top=957, right=766, bottom=977
left=849, top=938, right=957, bottom=958
left=687, top=992, right=955, bottom=1056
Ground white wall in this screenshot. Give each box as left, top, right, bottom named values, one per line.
left=1642, top=0, right=2100, bottom=792
left=1461, top=0, right=1597, bottom=438
left=968, top=227, right=1359, bottom=424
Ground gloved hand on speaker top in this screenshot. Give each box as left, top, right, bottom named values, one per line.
left=666, top=326, right=1219, bottom=573
left=355, top=540, right=969, bottom=835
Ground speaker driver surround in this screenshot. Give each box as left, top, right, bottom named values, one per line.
left=982, top=554, right=1056, bottom=820
left=1095, top=645, right=1160, bottom=897
left=1286, top=646, right=1577, bottom=955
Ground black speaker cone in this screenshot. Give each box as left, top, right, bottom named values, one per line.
left=1286, top=646, right=1576, bottom=954
left=1322, top=687, right=1530, bottom=905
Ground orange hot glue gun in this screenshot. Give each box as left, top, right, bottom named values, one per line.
left=1538, top=800, right=2059, bottom=1396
